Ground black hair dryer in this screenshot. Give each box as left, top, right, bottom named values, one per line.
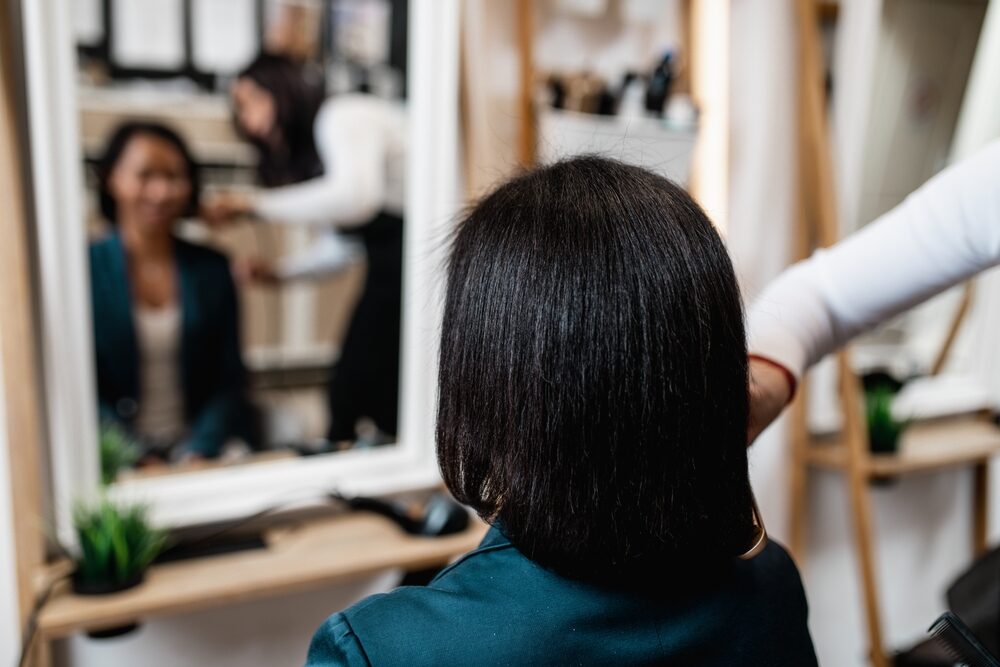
left=335, top=492, right=470, bottom=537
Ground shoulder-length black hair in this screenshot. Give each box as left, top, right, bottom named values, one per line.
left=236, top=53, right=325, bottom=187
left=438, top=156, right=754, bottom=582
left=97, top=121, right=200, bottom=224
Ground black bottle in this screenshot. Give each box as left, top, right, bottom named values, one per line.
left=644, top=52, right=674, bottom=117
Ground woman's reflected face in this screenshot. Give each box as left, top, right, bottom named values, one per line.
left=232, top=77, right=277, bottom=141
left=108, top=134, right=192, bottom=232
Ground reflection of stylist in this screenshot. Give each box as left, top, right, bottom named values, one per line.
left=204, top=54, right=407, bottom=446
left=747, top=141, right=1000, bottom=441
left=91, top=123, right=253, bottom=462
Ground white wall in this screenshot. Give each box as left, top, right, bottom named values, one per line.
left=56, top=572, right=399, bottom=666
left=853, top=0, right=986, bottom=232
left=735, top=2, right=1000, bottom=665
left=0, top=351, right=22, bottom=667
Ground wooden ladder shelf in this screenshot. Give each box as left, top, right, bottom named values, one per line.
left=792, top=2, right=1000, bottom=665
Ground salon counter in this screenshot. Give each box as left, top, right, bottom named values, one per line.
left=36, top=512, right=487, bottom=639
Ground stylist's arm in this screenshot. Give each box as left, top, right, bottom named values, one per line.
left=746, top=140, right=1000, bottom=444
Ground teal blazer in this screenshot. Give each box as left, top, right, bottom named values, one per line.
left=305, top=526, right=818, bottom=666
left=89, top=233, right=250, bottom=457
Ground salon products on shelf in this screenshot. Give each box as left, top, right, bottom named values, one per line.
left=541, top=52, right=694, bottom=130
left=644, top=53, right=674, bottom=116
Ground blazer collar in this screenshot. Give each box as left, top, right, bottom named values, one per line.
left=109, top=231, right=193, bottom=317
left=106, top=232, right=138, bottom=344
left=479, top=523, right=512, bottom=549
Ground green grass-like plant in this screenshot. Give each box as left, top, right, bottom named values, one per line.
left=99, top=422, right=140, bottom=486
left=865, top=384, right=907, bottom=454
left=72, top=498, right=168, bottom=588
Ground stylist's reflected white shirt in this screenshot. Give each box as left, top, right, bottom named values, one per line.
left=251, top=94, right=407, bottom=280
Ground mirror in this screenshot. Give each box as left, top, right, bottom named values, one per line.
left=23, top=0, right=458, bottom=539
left=76, top=0, right=410, bottom=480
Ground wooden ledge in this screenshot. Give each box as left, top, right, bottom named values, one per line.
left=38, top=513, right=487, bottom=639
left=803, top=416, right=1000, bottom=476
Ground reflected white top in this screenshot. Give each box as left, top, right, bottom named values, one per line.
left=133, top=303, right=186, bottom=446
left=748, top=140, right=1000, bottom=379
left=252, top=94, right=407, bottom=281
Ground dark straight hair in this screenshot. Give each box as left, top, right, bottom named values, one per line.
left=236, top=53, right=325, bottom=187
left=437, top=156, right=754, bottom=582
left=97, top=121, right=200, bottom=224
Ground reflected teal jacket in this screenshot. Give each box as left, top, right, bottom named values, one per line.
left=89, top=233, right=248, bottom=457
left=305, top=526, right=818, bottom=666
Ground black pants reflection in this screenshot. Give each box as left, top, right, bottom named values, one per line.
left=327, top=212, right=403, bottom=442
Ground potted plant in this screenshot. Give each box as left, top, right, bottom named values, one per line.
left=71, top=497, right=167, bottom=596
left=98, top=422, right=140, bottom=486
left=865, top=384, right=908, bottom=454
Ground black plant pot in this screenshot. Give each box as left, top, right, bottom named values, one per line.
left=72, top=570, right=145, bottom=639
left=868, top=430, right=901, bottom=455
left=868, top=428, right=905, bottom=486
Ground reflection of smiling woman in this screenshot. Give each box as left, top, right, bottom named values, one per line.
left=305, top=158, right=817, bottom=666
left=89, top=123, right=253, bottom=464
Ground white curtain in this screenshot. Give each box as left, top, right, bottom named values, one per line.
left=728, top=0, right=796, bottom=539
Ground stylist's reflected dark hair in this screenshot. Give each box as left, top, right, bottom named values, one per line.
left=437, top=156, right=754, bottom=582
left=96, top=121, right=201, bottom=224
left=235, top=53, right=324, bottom=186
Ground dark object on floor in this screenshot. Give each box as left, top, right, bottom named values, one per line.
left=892, top=639, right=955, bottom=667
left=927, top=612, right=1000, bottom=667
left=893, top=636, right=963, bottom=667
left=948, top=545, right=1000, bottom=657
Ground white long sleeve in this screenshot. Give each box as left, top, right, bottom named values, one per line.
left=275, top=230, right=364, bottom=281
left=748, top=139, right=1000, bottom=379
left=252, top=95, right=407, bottom=229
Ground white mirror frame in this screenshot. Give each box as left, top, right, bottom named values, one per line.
left=21, top=0, right=461, bottom=546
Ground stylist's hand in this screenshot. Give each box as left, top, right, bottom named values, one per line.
left=748, top=357, right=795, bottom=444
left=201, top=191, right=254, bottom=227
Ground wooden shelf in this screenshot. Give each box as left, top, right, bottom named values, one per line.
left=37, top=513, right=488, bottom=639
left=115, top=450, right=299, bottom=482
left=803, top=416, right=1000, bottom=477
left=78, top=86, right=256, bottom=167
